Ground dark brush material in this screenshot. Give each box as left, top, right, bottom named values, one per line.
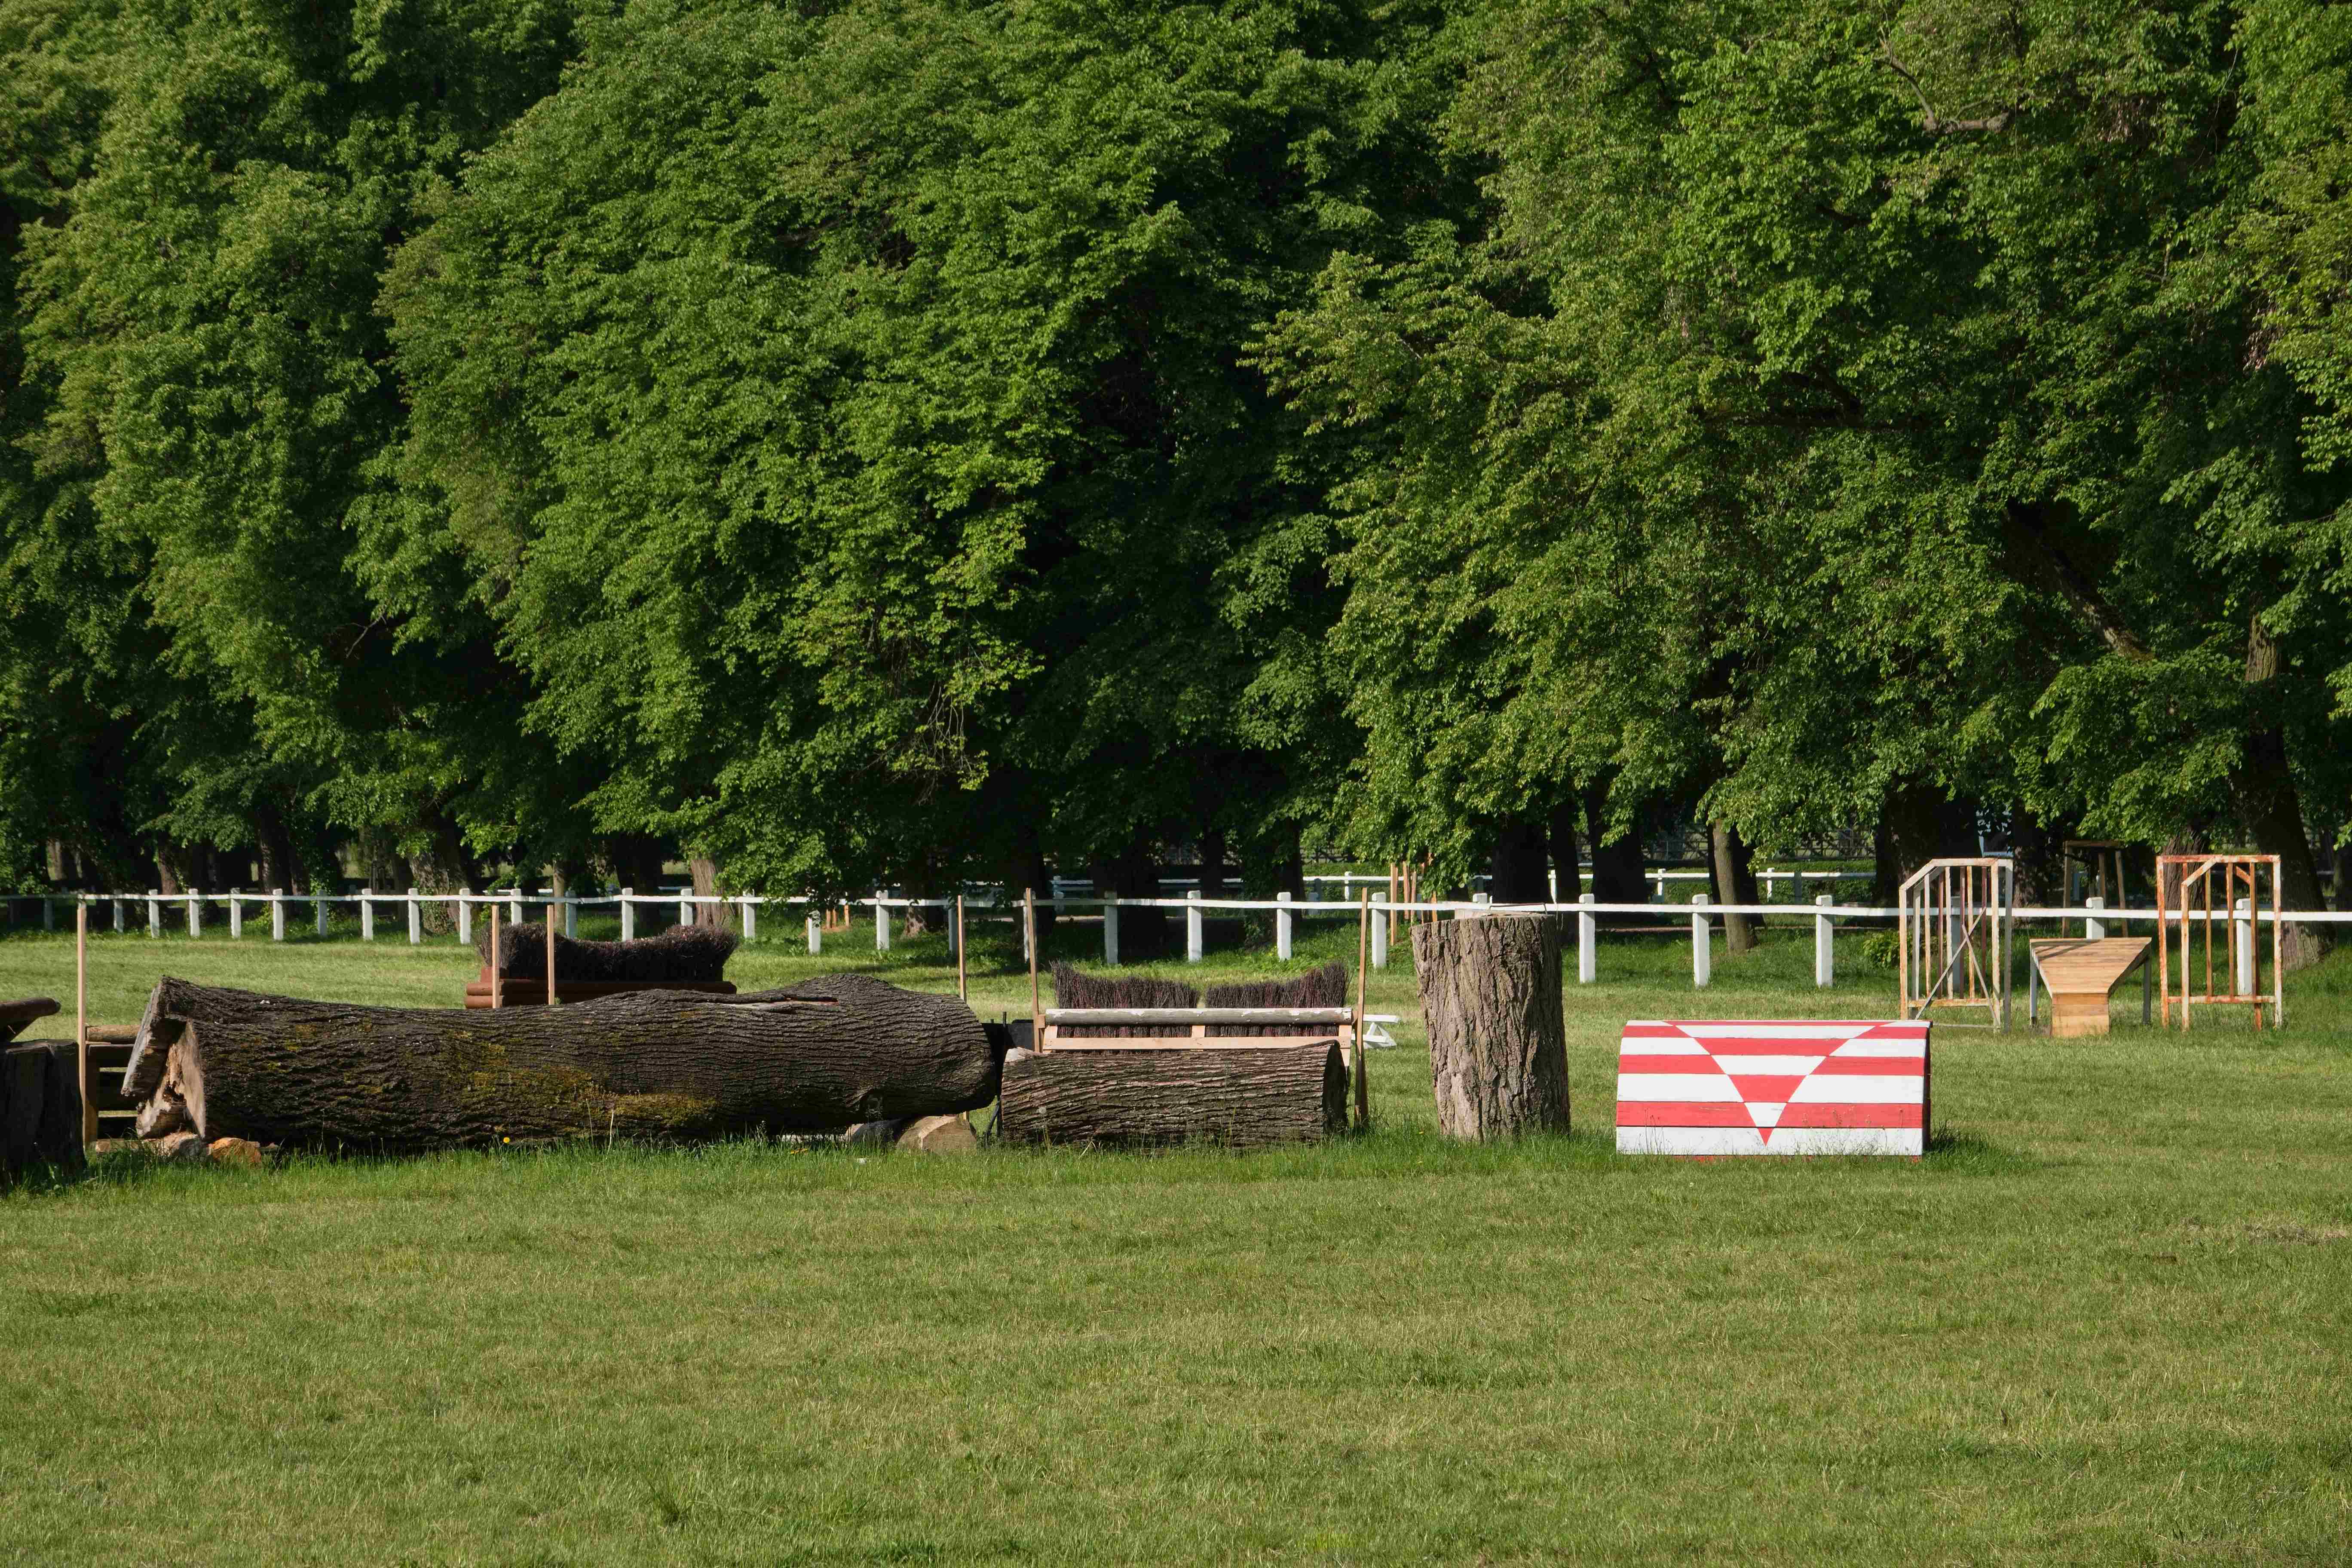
left=472, top=922, right=738, bottom=983
left=1051, top=963, right=1199, bottom=1036
left=1202, top=962, right=1348, bottom=1035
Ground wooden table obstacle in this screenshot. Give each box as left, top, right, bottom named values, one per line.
left=1615, top=1020, right=1930, bottom=1157
left=2027, top=937, right=2152, bottom=1036
left=1898, top=858, right=2013, bottom=1028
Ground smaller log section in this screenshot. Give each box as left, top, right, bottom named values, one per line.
left=997, top=1043, right=1348, bottom=1150
left=1413, top=914, right=1570, bottom=1139
left=2, top=1040, right=87, bottom=1176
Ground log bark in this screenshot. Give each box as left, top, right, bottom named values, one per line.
left=1412, top=915, right=1569, bottom=1139
left=0, top=997, right=59, bottom=1044
left=128, top=973, right=999, bottom=1150
left=997, top=1044, right=1348, bottom=1149
left=2, top=1041, right=86, bottom=1173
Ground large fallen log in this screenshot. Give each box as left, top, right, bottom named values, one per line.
left=127, top=974, right=998, bottom=1149
left=996, top=1043, right=1347, bottom=1150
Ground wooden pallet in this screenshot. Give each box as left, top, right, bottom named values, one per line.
left=2028, top=937, right=2151, bottom=1037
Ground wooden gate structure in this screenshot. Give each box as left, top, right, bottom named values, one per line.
left=1899, top=858, right=2013, bottom=1028
left=2156, top=854, right=2282, bottom=1030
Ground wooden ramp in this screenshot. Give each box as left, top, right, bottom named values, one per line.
left=2029, top=938, right=2151, bottom=1037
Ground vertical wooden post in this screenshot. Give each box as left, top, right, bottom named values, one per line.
left=2271, top=855, right=2285, bottom=1027
left=546, top=905, right=559, bottom=1008
left=77, top=900, right=93, bottom=1147
left=956, top=895, right=968, bottom=1001
left=1354, top=892, right=1371, bottom=1132
left=488, top=904, right=502, bottom=1011
left=1025, top=888, right=1041, bottom=1049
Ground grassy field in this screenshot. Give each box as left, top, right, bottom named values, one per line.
left=2, top=917, right=2349, bottom=1563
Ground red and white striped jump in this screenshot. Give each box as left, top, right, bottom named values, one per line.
left=1614, top=1020, right=1931, bottom=1158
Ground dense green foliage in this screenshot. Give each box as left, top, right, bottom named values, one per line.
left=6, top=0, right=2352, bottom=907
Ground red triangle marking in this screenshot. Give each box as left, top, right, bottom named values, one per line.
left=1730, top=1075, right=1804, bottom=1102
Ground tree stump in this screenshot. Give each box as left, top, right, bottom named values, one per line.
left=1412, top=915, right=1570, bottom=1138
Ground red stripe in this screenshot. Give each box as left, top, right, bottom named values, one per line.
left=1777, top=1104, right=1922, bottom=1129
left=1620, top=1024, right=1697, bottom=1038
left=1809, top=1056, right=1924, bottom=1076
left=1616, top=1054, right=1725, bottom=1075
left=1615, top=1103, right=1757, bottom=1127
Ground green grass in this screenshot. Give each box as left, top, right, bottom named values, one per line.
left=3, top=922, right=2350, bottom=1563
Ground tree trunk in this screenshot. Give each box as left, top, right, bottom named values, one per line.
left=1488, top=816, right=1550, bottom=904
left=2008, top=806, right=2073, bottom=908
left=2236, top=616, right=2328, bottom=965
left=996, top=1043, right=1347, bottom=1149
left=1583, top=777, right=1648, bottom=907
left=123, top=974, right=999, bottom=1149
left=1709, top=820, right=1758, bottom=953
left=1547, top=798, right=1581, bottom=901
left=687, top=854, right=738, bottom=932
left=1412, top=915, right=1569, bottom=1139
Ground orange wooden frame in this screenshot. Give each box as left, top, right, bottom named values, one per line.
left=2155, top=854, right=2282, bottom=1030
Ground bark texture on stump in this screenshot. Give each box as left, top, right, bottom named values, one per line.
left=2, top=1041, right=86, bottom=1174
left=1412, top=915, right=1569, bottom=1139
left=997, top=1044, right=1347, bottom=1149
left=127, top=973, right=998, bottom=1149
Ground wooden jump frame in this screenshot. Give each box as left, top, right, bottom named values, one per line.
left=2156, top=854, right=2282, bottom=1030
left=1898, top=858, right=2013, bottom=1028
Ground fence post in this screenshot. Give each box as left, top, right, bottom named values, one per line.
left=1369, top=896, right=1387, bottom=970
left=941, top=899, right=955, bottom=960
left=149, top=892, right=161, bottom=939
left=2233, top=897, right=2253, bottom=996
left=1186, top=890, right=1204, bottom=963
left=1691, top=894, right=1712, bottom=988
left=1102, top=899, right=1120, bottom=966
left=229, top=890, right=243, bottom=940
left=807, top=910, right=821, bottom=955
left=315, top=892, right=328, bottom=937
left=2085, top=894, right=2106, bottom=942
left=740, top=896, right=755, bottom=943
left=456, top=894, right=472, bottom=946
left=187, top=890, right=202, bottom=938
left=680, top=890, right=693, bottom=930
left=42, top=896, right=54, bottom=934
left=1276, top=890, right=1293, bottom=961
left=112, top=897, right=125, bottom=934
left=508, top=888, right=522, bottom=927
left=1579, top=893, right=1597, bottom=984
left=271, top=891, right=286, bottom=942
left=407, top=889, right=421, bottom=945
left=563, top=896, right=578, bottom=939
left=361, top=889, right=375, bottom=942
left=875, top=891, right=890, bottom=952
left=620, top=888, right=634, bottom=942
left=1653, top=869, right=1667, bottom=903
left=1813, top=894, right=1834, bottom=988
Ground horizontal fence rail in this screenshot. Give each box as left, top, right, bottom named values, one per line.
left=13, top=887, right=2343, bottom=1007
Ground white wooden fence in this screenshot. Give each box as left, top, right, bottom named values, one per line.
left=24, top=885, right=2352, bottom=1001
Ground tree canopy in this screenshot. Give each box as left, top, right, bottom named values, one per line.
left=6, top=0, right=2350, bottom=922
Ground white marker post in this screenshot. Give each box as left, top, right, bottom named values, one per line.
left=875, top=891, right=890, bottom=953
left=1276, top=890, right=1293, bottom=961
left=1187, top=890, right=1205, bottom=964
left=1814, top=894, right=1834, bottom=988
left=1102, top=899, right=1119, bottom=967
left=1579, top=893, right=1597, bottom=984
left=1691, top=894, right=1712, bottom=988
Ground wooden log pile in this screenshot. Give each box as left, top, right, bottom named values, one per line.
left=121, top=971, right=1001, bottom=1152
